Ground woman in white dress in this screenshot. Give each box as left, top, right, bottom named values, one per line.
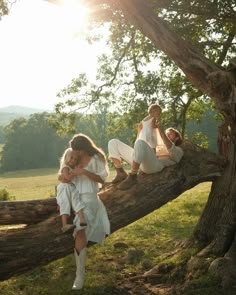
left=68, top=133, right=110, bottom=291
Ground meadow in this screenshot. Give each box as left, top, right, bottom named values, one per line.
left=0, top=169, right=222, bottom=295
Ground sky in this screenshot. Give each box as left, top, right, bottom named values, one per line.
left=0, top=0, right=106, bottom=110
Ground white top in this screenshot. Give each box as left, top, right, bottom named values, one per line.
left=138, top=117, right=157, bottom=148
left=74, top=154, right=109, bottom=193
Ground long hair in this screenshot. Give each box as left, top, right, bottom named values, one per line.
left=69, top=133, right=106, bottom=163
left=167, top=128, right=183, bottom=146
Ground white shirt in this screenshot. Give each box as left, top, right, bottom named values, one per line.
left=74, top=154, right=109, bottom=193
left=138, top=117, right=157, bottom=148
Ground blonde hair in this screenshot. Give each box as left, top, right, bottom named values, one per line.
left=148, top=103, right=162, bottom=115
left=59, top=148, right=75, bottom=172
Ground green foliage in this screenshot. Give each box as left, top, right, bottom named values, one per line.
left=0, top=113, right=69, bottom=172
left=0, top=0, right=8, bottom=18
left=0, top=188, right=15, bottom=201
left=73, top=107, right=113, bottom=153
left=0, top=126, right=5, bottom=144
left=190, top=132, right=209, bottom=149
left=50, top=0, right=235, bottom=149
left=49, top=103, right=134, bottom=153
left=186, top=108, right=222, bottom=152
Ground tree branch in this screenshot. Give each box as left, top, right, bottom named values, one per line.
left=0, top=141, right=225, bottom=280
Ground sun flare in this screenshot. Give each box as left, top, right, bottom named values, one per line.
left=48, top=0, right=90, bottom=33
left=64, top=1, right=88, bottom=27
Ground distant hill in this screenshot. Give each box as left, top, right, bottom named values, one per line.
left=0, top=105, right=49, bottom=126
left=0, top=105, right=48, bottom=115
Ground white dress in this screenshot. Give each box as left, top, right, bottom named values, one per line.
left=72, top=154, right=110, bottom=244
left=138, top=117, right=158, bottom=148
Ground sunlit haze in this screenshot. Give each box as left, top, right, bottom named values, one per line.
left=0, top=0, right=106, bottom=110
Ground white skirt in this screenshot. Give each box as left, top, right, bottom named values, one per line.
left=73, top=192, right=110, bottom=244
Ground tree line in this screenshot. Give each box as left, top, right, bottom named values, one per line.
left=0, top=107, right=220, bottom=172
left=0, top=111, right=132, bottom=172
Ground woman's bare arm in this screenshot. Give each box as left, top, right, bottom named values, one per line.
left=156, top=123, right=172, bottom=149
left=73, top=167, right=104, bottom=184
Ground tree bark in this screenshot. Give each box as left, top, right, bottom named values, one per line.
left=0, top=198, right=57, bottom=225
left=0, top=141, right=224, bottom=280
left=19, top=0, right=236, bottom=287
left=89, top=0, right=236, bottom=283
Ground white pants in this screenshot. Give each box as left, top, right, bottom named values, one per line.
left=108, top=139, right=164, bottom=174
left=56, top=183, right=76, bottom=215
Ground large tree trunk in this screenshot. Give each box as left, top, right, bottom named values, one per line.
left=77, top=0, right=236, bottom=289
left=0, top=142, right=224, bottom=280
left=99, top=0, right=236, bottom=285
left=194, top=122, right=236, bottom=254
left=20, top=0, right=236, bottom=288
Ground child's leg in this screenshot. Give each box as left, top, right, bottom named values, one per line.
left=61, top=213, right=75, bottom=233
left=61, top=213, right=69, bottom=227
left=57, top=183, right=75, bottom=232
left=72, top=192, right=87, bottom=226
left=77, top=209, right=87, bottom=226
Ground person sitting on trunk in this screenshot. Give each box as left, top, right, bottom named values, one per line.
left=59, top=133, right=110, bottom=290
left=56, top=147, right=87, bottom=233
left=137, top=103, right=162, bottom=153
left=108, top=122, right=183, bottom=190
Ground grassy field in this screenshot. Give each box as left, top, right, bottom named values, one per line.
left=0, top=168, right=58, bottom=200
left=0, top=169, right=222, bottom=295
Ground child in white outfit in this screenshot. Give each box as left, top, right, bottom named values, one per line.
left=56, top=148, right=87, bottom=233
left=137, top=103, right=164, bottom=153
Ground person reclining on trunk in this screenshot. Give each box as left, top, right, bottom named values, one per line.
left=108, top=122, right=184, bottom=190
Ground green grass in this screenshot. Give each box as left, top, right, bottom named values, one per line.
left=0, top=169, right=222, bottom=294
left=0, top=168, right=58, bottom=200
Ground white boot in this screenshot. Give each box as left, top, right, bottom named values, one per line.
left=72, top=248, right=87, bottom=290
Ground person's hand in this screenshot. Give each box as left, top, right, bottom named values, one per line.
left=58, top=174, right=71, bottom=183
left=73, top=166, right=84, bottom=176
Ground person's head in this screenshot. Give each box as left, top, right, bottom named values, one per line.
left=60, top=148, right=79, bottom=168
left=165, top=128, right=183, bottom=146
left=69, top=133, right=106, bottom=162
left=148, top=103, right=162, bottom=119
